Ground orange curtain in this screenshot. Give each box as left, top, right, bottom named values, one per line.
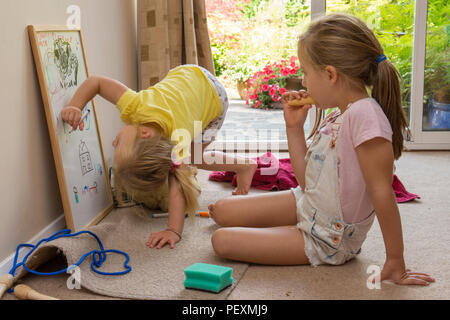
left=138, top=0, right=215, bottom=90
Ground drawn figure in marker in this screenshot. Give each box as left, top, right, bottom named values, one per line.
left=73, top=187, right=79, bottom=204
left=96, top=164, right=103, bottom=176
left=79, top=140, right=93, bottom=176
left=83, top=109, right=91, bottom=130
left=88, top=182, right=98, bottom=195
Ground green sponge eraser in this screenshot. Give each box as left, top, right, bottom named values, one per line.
left=184, top=263, right=233, bottom=293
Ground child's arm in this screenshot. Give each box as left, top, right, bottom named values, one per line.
left=61, top=75, right=128, bottom=130
left=146, top=175, right=186, bottom=249
left=281, top=91, right=313, bottom=190
left=356, top=138, right=435, bottom=286
left=286, top=126, right=308, bottom=190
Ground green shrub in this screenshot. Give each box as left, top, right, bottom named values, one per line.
left=211, top=43, right=227, bottom=77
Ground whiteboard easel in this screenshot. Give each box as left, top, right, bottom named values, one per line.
left=28, top=25, right=114, bottom=231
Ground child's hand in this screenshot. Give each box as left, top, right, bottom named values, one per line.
left=61, top=106, right=85, bottom=131
left=281, top=90, right=313, bottom=129
left=146, top=229, right=181, bottom=249
left=380, top=257, right=435, bottom=286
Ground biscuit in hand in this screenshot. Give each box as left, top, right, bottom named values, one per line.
left=287, top=96, right=315, bottom=106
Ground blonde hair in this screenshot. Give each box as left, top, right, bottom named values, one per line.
left=299, top=13, right=408, bottom=159
left=113, top=133, right=201, bottom=218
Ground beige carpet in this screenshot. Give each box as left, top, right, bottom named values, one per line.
left=3, top=151, right=449, bottom=300
left=7, top=207, right=249, bottom=300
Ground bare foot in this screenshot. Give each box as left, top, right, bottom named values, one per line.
left=232, top=160, right=258, bottom=195
left=208, top=203, right=216, bottom=221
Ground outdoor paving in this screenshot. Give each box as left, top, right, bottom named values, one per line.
left=218, top=99, right=288, bottom=142
left=213, top=88, right=312, bottom=147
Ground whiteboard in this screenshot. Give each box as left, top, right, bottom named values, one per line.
left=28, top=25, right=113, bottom=231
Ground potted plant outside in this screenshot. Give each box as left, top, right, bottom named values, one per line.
left=246, top=56, right=304, bottom=109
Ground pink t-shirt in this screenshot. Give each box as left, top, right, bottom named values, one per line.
left=320, top=98, right=393, bottom=223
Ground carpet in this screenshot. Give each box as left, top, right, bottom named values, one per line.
left=5, top=151, right=450, bottom=300
left=14, top=206, right=249, bottom=300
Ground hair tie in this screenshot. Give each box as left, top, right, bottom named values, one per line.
left=170, top=161, right=181, bottom=174
left=376, top=54, right=387, bottom=64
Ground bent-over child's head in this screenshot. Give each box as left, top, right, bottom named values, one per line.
left=298, top=13, right=408, bottom=159
left=112, top=124, right=201, bottom=217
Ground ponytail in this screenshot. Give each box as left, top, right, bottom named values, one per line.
left=371, top=58, right=409, bottom=159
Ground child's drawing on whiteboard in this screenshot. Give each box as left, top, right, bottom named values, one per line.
left=83, top=107, right=91, bottom=131
left=53, top=38, right=79, bottom=89
left=73, top=186, right=79, bottom=204
left=79, top=140, right=93, bottom=176
left=40, top=34, right=80, bottom=126
left=89, top=182, right=98, bottom=195
left=95, top=163, right=103, bottom=176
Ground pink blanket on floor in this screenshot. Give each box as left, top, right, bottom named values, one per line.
left=392, top=174, right=421, bottom=203
left=209, top=152, right=297, bottom=191
left=208, top=152, right=420, bottom=203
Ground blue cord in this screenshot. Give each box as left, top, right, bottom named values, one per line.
left=8, top=229, right=131, bottom=292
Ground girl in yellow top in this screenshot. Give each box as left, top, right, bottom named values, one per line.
left=61, top=65, right=257, bottom=249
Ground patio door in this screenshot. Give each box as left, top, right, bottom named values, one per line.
left=323, top=0, right=449, bottom=150
left=208, top=0, right=449, bottom=153
left=406, top=0, right=450, bottom=149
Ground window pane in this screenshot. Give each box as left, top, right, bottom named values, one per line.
left=327, top=0, right=415, bottom=124
left=422, top=0, right=450, bottom=131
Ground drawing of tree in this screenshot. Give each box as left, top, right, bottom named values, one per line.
left=53, top=38, right=79, bottom=89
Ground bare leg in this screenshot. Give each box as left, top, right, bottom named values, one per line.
left=208, top=190, right=298, bottom=227
left=211, top=226, right=309, bottom=265
left=206, top=179, right=306, bottom=265
left=190, top=142, right=258, bottom=195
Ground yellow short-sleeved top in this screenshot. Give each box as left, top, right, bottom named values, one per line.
left=116, top=65, right=222, bottom=160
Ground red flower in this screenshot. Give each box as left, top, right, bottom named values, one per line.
left=281, top=68, right=290, bottom=77
left=245, top=57, right=303, bottom=109
left=290, top=55, right=297, bottom=67
left=264, top=66, right=273, bottom=75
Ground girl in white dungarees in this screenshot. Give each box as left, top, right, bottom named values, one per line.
left=207, top=14, right=434, bottom=287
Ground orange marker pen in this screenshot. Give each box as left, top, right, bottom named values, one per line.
left=198, top=211, right=209, bottom=218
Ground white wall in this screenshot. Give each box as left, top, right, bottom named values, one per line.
left=0, top=0, right=137, bottom=262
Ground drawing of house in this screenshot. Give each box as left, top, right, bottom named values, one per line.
left=79, top=140, right=93, bottom=175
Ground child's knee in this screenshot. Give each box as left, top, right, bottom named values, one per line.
left=211, top=228, right=232, bottom=258
left=210, top=198, right=232, bottom=226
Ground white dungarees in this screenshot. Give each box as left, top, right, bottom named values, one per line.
left=291, top=111, right=375, bottom=267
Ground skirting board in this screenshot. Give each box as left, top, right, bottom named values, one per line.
left=0, top=214, right=66, bottom=276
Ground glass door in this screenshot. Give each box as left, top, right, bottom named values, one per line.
left=407, top=0, right=450, bottom=149
left=327, top=0, right=415, bottom=126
